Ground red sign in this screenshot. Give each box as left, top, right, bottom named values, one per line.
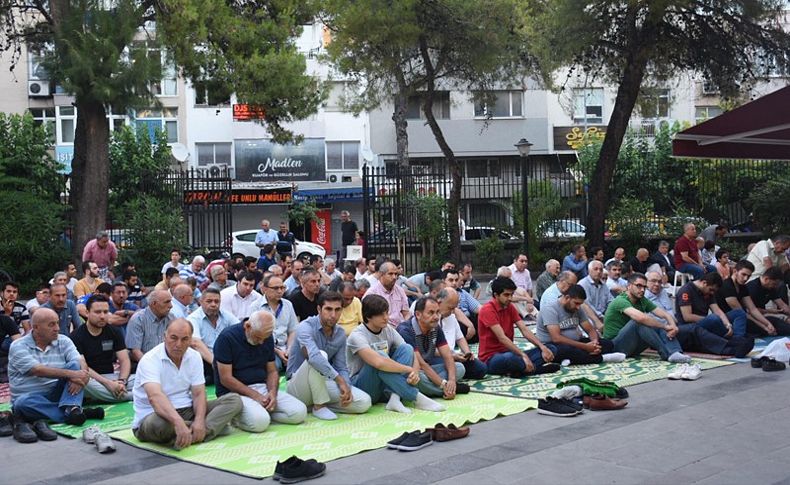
left=311, top=209, right=332, bottom=253
left=183, top=188, right=292, bottom=205
left=233, top=103, right=266, bottom=121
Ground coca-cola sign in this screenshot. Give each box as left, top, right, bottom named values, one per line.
left=235, top=138, right=326, bottom=181
left=310, top=209, right=332, bottom=253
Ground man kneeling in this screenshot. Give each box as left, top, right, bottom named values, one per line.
left=132, top=319, right=242, bottom=449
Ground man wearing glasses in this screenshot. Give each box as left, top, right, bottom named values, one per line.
left=603, top=273, right=692, bottom=363
left=253, top=275, right=299, bottom=371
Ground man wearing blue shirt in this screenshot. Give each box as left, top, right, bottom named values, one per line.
left=255, top=219, right=279, bottom=255
left=41, top=284, right=81, bottom=335
left=562, top=244, right=589, bottom=279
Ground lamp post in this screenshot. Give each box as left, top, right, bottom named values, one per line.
left=515, top=138, right=533, bottom=256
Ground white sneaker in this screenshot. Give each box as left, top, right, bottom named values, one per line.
left=668, top=363, right=688, bottom=380
left=681, top=363, right=702, bottom=381
left=82, top=425, right=101, bottom=444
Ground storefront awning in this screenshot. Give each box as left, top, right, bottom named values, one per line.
left=672, top=86, right=790, bottom=160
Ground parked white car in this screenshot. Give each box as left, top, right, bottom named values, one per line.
left=541, top=219, right=586, bottom=239
left=231, top=230, right=326, bottom=260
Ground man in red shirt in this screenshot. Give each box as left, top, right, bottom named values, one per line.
left=477, top=277, right=559, bottom=377
left=674, top=223, right=715, bottom=279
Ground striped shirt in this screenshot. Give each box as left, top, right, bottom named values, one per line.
left=252, top=297, right=299, bottom=350
left=125, top=307, right=175, bottom=354
left=457, top=290, right=481, bottom=316
left=8, top=333, right=81, bottom=403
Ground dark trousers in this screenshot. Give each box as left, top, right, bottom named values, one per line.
left=459, top=313, right=479, bottom=344
left=676, top=324, right=754, bottom=358
left=747, top=315, right=790, bottom=337
left=553, top=338, right=615, bottom=365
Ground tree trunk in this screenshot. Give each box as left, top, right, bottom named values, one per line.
left=392, top=89, right=409, bottom=168
left=71, top=100, right=110, bottom=265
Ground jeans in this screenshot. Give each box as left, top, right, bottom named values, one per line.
left=485, top=345, right=557, bottom=377
left=747, top=315, right=790, bottom=336
left=417, top=362, right=466, bottom=398
left=677, top=263, right=717, bottom=280
left=553, top=338, right=615, bottom=365
left=694, top=309, right=747, bottom=337
left=286, top=352, right=371, bottom=414
left=133, top=393, right=242, bottom=445
left=351, top=343, right=419, bottom=403
left=13, top=361, right=84, bottom=423
left=612, top=320, right=682, bottom=360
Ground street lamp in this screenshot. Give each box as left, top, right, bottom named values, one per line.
left=515, top=138, right=533, bottom=256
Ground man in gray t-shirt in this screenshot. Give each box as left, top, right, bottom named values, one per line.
left=536, top=284, right=623, bottom=366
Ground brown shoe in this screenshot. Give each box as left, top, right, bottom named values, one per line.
left=428, top=423, right=470, bottom=442
left=583, top=394, right=628, bottom=411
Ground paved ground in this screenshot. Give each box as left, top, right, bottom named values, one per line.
left=4, top=360, right=790, bottom=485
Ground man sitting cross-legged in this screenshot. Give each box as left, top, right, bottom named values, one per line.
left=746, top=267, right=790, bottom=332
left=187, top=287, right=239, bottom=384
left=9, top=309, right=104, bottom=443
left=212, top=311, right=307, bottom=433
left=603, top=273, right=692, bottom=363
left=478, top=277, right=559, bottom=378
left=436, top=288, right=487, bottom=379
left=536, top=284, right=625, bottom=365
left=132, top=319, right=242, bottom=449
left=346, top=295, right=444, bottom=414
left=70, top=294, right=134, bottom=403
left=285, top=291, right=371, bottom=421
left=676, top=271, right=747, bottom=338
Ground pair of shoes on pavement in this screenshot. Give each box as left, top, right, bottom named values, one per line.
left=668, top=363, right=702, bottom=381
left=273, top=455, right=326, bottom=483
left=426, top=423, right=470, bottom=442
left=387, top=430, right=434, bottom=451
left=5, top=412, right=58, bottom=443
left=583, top=394, right=628, bottom=411
left=83, top=425, right=116, bottom=453
left=64, top=406, right=105, bottom=426
left=537, top=396, right=583, bottom=417
left=751, top=356, right=786, bottom=372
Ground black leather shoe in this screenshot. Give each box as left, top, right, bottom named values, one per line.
left=84, top=407, right=105, bottom=420
left=32, top=420, right=58, bottom=441
left=0, top=412, right=12, bottom=437
left=13, top=421, right=38, bottom=443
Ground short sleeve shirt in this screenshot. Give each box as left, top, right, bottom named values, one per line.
left=747, top=278, right=781, bottom=309
left=674, top=235, right=700, bottom=268
left=287, top=291, right=319, bottom=322
left=477, top=299, right=521, bottom=362
left=396, top=318, right=447, bottom=363
left=536, top=298, right=589, bottom=343
left=0, top=315, right=20, bottom=342
left=603, top=293, right=657, bottom=339
left=675, top=282, right=712, bottom=324
left=716, top=278, right=748, bottom=313
left=8, top=334, right=81, bottom=403
left=213, top=324, right=275, bottom=396
left=440, top=314, right=463, bottom=350
left=69, top=324, right=125, bottom=375
left=346, top=323, right=405, bottom=377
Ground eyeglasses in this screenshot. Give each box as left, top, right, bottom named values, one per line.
left=632, top=283, right=648, bottom=290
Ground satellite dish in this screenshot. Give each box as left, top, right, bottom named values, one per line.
left=361, top=147, right=374, bottom=162
left=171, top=143, right=189, bottom=162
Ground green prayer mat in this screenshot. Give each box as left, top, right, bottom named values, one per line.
left=469, top=356, right=733, bottom=400
left=110, top=392, right=535, bottom=479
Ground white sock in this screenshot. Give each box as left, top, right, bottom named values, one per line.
left=414, top=392, right=446, bottom=412
left=668, top=352, right=692, bottom=363
left=312, top=406, right=338, bottom=420
left=550, top=385, right=582, bottom=400
left=385, top=394, right=412, bottom=414
left=602, top=352, right=626, bottom=363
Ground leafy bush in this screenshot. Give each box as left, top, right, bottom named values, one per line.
left=473, top=236, right=505, bottom=273
left=607, top=197, right=654, bottom=253
left=749, top=178, right=790, bottom=234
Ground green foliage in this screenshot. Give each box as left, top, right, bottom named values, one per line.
left=607, top=198, right=655, bottom=254
left=287, top=201, right=320, bottom=240
left=662, top=208, right=709, bottom=240
left=506, top=180, right=571, bottom=261
left=0, top=112, right=63, bottom=199
left=749, top=178, right=790, bottom=233
left=0, top=191, right=69, bottom=295
left=473, top=236, right=505, bottom=273
left=408, top=193, right=449, bottom=269
left=117, top=196, right=187, bottom=284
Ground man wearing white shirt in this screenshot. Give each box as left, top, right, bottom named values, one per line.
left=160, top=249, right=185, bottom=279
left=605, top=261, right=628, bottom=296
left=131, top=319, right=242, bottom=449
left=220, top=272, right=263, bottom=321
left=436, top=288, right=486, bottom=379
left=746, top=235, right=790, bottom=282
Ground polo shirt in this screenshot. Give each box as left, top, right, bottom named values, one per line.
left=747, top=278, right=782, bottom=309
left=396, top=317, right=447, bottom=365
left=253, top=297, right=299, bottom=349
left=70, top=324, right=125, bottom=375
left=539, top=282, right=562, bottom=309
left=646, top=288, right=673, bottom=314
left=457, top=290, right=481, bottom=316
left=179, top=266, right=208, bottom=287
left=4, top=301, right=29, bottom=328
left=171, top=299, right=190, bottom=319
left=508, top=264, right=533, bottom=292
left=286, top=316, right=350, bottom=382
left=82, top=238, right=117, bottom=268
left=41, top=301, right=82, bottom=335
left=603, top=293, right=657, bottom=339
left=73, top=278, right=100, bottom=298
left=8, top=333, right=81, bottom=403
left=674, top=235, right=700, bottom=269
left=125, top=307, right=174, bottom=354
left=675, top=282, right=713, bottom=324
left=132, top=343, right=204, bottom=428
left=716, top=278, right=749, bottom=313
left=219, top=286, right=263, bottom=321
left=338, top=297, right=363, bottom=336
left=477, top=299, right=521, bottom=362
left=213, top=323, right=275, bottom=397
left=363, top=280, right=410, bottom=326
left=187, top=307, right=239, bottom=350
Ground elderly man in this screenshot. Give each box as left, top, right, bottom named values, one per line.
left=208, top=265, right=236, bottom=292
left=213, top=311, right=306, bottom=432
left=674, top=223, right=716, bottom=279
left=220, top=271, right=263, bottom=321
left=287, top=268, right=322, bottom=322
left=255, top=219, right=279, bottom=254
left=132, top=319, right=242, bottom=449
left=253, top=275, right=299, bottom=371
left=539, top=271, right=578, bottom=309
left=126, top=289, right=175, bottom=363
left=605, top=247, right=626, bottom=268
left=286, top=292, right=371, bottom=420
left=170, top=284, right=194, bottom=319
left=40, top=283, right=81, bottom=337
left=436, top=288, right=487, bottom=379
left=508, top=254, right=533, bottom=296
left=9, top=309, right=104, bottom=443
left=70, top=295, right=133, bottom=403
left=187, top=287, right=239, bottom=382
left=82, top=231, right=118, bottom=281
left=578, top=261, right=612, bottom=331
left=535, top=259, right=561, bottom=305
left=337, top=282, right=363, bottom=336
left=397, top=297, right=463, bottom=406
left=562, top=244, right=588, bottom=279
left=363, top=262, right=411, bottom=326
left=630, top=248, right=652, bottom=275
left=74, top=260, right=102, bottom=298
left=323, top=257, right=342, bottom=282
left=603, top=273, right=691, bottom=362
left=180, top=256, right=209, bottom=288
left=746, top=234, right=790, bottom=282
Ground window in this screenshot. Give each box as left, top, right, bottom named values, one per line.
left=474, top=90, right=522, bottom=118
left=324, top=81, right=350, bottom=112
left=57, top=106, right=76, bottom=144
left=463, top=158, right=500, bottom=178
left=326, top=141, right=360, bottom=171
left=695, top=106, right=723, bottom=123
left=135, top=43, right=177, bottom=96
left=135, top=108, right=178, bottom=143
left=406, top=92, right=450, bottom=120
left=196, top=142, right=232, bottom=166
left=573, top=88, right=603, bottom=123
left=759, top=52, right=789, bottom=77
left=29, top=108, right=55, bottom=143
left=640, top=88, right=670, bottom=119
left=194, top=80, right=232, bottom=106
left=28, top=49, right=49, bottom=80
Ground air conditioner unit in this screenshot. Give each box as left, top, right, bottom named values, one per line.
left=327, top=174, right=338, bottom=183
left=207, top=163, right=229, bottom=177
left=28, top=80, right=51, bottom=97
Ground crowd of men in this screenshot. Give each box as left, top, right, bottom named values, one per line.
left=0, top=223, right=788, bottom=448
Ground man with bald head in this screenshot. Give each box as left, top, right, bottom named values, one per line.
left=132, top=319, right=242, bottom=449
left=363, top=262, right=411, bottom=326
left=579, top=260, right=612, bottom=331
left=170, top=284, right=194, bottom=319
left=539, top=271, right=579, bottom=309
left=9, top=308, right=104, bottom=443
left=126, top=289, right=175, bottom=363
left=436, top=288, right=487, bottom=379
left=213, top=311, right=306, bottom=432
